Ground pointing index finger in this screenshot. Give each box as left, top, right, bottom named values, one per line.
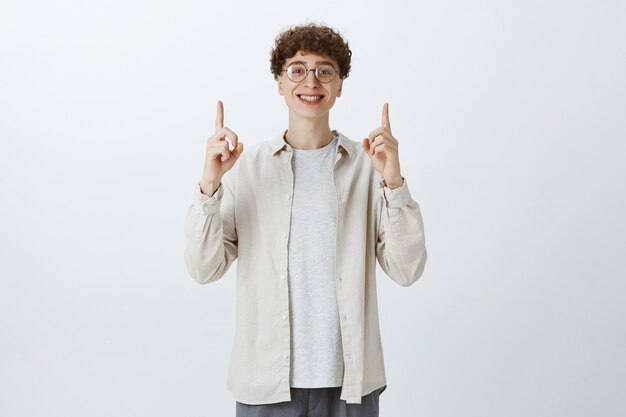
left=382, top=102, right=391, bottom=132
left=215, top=100, right=224, bottom=132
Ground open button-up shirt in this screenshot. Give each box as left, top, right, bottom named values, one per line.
left=183, top=130, right=428, bottom=405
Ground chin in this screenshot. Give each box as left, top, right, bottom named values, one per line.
left=295, top=108, right=330, bottom=119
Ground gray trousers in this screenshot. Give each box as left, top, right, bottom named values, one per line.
left=235, top=387, right=381, bottom=417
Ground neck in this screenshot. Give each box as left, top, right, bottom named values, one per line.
left=284, top=110, right=335, bottom=150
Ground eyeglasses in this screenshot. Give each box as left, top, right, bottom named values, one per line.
left=281, top=62, right=338, bottom=83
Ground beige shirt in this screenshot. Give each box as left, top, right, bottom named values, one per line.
left=183, top=129, right=428, bottom=405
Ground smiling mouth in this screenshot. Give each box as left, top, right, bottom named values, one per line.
left=297, top=94, right=324, bottom=103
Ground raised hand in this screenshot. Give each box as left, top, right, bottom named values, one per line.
left=361, top=103, right=403, bottom=188
left=200, top=100, right=244, bottom=195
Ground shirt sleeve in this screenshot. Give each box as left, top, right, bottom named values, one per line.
left=183, top=175, right=238, bottom=284
left=375, top=177, right=428, bottom=287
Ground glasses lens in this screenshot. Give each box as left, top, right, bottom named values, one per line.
left=287, top=63, right=307, bottom=82
left=316, top=64, right=336, bottom=82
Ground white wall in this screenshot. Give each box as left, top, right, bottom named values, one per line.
left=1, top=0, right=624, bottom=416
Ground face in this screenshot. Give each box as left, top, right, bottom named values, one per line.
left=277, top=50, right=343, bottom=120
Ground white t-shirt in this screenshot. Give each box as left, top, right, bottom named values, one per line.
left=288, top=134, right=344, bottom=388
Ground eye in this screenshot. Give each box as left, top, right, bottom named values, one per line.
left=288, top=64, right=306, bottom=75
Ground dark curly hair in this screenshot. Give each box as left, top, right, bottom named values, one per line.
left=270, top=23, right=352, bottom=81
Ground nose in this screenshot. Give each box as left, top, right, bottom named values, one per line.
left=303, top=69, right=321, bottom=87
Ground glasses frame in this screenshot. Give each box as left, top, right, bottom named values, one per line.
left=281, top=62, right=339, bottom=83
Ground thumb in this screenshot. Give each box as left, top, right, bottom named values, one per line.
left=362, top=138, right=370, bottom=155
left=232, top=142, right=244, bottom=159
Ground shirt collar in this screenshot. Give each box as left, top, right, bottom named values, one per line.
left=270, top=129, right=353, bottom=158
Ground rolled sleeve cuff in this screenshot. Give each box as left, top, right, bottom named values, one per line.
left=378, top=177, right=412, bottom=208
left=193, top=181, right=223, bottom=215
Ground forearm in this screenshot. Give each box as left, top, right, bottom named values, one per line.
left=376, top=178, right=428, bottom=287
left=183, top=182, right=237, bottom=284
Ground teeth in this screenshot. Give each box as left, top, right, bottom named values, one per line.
left=300, top=95, right=322, bottom=102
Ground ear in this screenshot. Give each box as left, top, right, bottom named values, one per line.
left=277, top=76, right=284, bottom=96
left=336, top=79, right=343, bottom=98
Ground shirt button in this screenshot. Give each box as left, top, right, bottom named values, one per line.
left=283, top=233, right=288, bottom=239
left=283, top=273, right=288, bottom=281
left=282, top=313, right=288, bottom=320
left=343, top=314, right=347, bottom=321
left=283, top=353, right=289, bottom=359
left=286, top=194, right=291, bottom=200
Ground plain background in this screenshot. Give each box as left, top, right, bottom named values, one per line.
left=1, top=0, right=625, bottom=416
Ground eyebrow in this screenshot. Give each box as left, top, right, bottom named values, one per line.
left=288, top=60, right=335, bottom=66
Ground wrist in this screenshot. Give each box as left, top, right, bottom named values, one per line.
left=200, top=179, right=220, bottom=196
left=385, top=176, right=403, bottom=189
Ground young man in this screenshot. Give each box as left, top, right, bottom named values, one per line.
left=184, top=23, right=428, bottom=417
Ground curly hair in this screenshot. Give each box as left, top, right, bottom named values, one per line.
left=270, top=23, right=352, bottom=81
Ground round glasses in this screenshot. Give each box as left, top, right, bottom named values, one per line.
left=281, top=62, right=338, bottom=83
